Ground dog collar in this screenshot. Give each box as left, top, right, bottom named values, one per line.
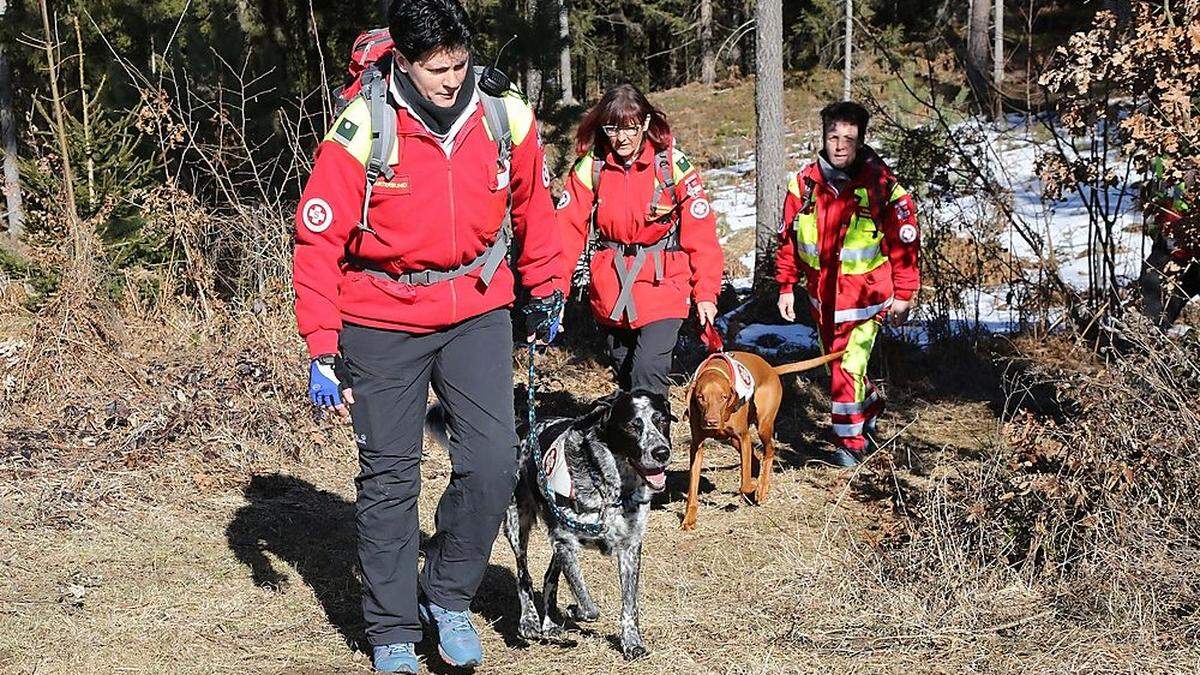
left=691, top=353, right=755, bottom=406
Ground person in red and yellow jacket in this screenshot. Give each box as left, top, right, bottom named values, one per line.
left=292, top=1, right=565, bottom=670
left=558, top=84, right=724, bottom=410
left=775, top=101, right=920, bottom=467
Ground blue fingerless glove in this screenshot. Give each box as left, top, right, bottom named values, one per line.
left=309, top=354, right=346, bottom=407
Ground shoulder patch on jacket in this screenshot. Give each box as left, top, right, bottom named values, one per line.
left=672, top=147, right=697, bottom=182
left=324, top=97, right=373, bottom=166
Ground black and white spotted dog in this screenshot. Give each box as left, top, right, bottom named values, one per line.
left=504, top=390, right=672, bottom=660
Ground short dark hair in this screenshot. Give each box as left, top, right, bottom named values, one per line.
left=388, top=0, right=474, bottom=62
left=820, top=101, right=870, bottom=143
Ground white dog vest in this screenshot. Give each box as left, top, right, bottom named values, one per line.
left=541, top=432, right=573, bottom=499
left=693, top=353, right=755, bottom=405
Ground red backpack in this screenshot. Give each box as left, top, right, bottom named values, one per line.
left=332, top=28, right=395, bottom=115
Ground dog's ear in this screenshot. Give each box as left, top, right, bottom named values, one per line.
left=574, top=398, right=613, bottom=432
left=631, top=389, right=670, bottom=415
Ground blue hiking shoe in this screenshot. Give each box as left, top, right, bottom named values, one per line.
left=418, top=599, right=482, bottom=668
left=372, top=643, right=418, bottom=673
left=810, top=446, right=864, bottom=468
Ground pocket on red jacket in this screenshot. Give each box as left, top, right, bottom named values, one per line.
left=343, top=270, right=418, bottom=303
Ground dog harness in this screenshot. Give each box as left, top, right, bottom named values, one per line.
left=541, top=432, right=573, bottom=500
left=692, top=353, right=755, bottom=406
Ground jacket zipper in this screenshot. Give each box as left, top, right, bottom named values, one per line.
left=448, top=158, right=457, bottom=320
left=623, top=164, right=631, bottom=241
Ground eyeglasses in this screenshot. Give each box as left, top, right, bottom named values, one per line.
left=602, top=117, right=648, bottom=138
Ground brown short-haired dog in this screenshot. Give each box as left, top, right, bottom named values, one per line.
left=682, top=350, right=844, bottom=531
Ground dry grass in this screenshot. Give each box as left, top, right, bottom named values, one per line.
left=4, top=63, right=1199, bottom=674
left=3, top=298, right=1200, bottom=673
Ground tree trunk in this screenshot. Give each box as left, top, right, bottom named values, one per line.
left=754, top=0, right=784, bottom=291
left=843, top=0, right=853, bottom=100
left=993, top=0, right=1004, bottom=121
left=700, top=0, right=716, bottom=85
left=558, top=0, right=576, bottom=105
left=0, top=29, right=23, bottom=237
left=967, top=0, right=991, bottom=110
left=39, top=0, right=88, bottom=276
left=524, top=0, right=543, bottom=108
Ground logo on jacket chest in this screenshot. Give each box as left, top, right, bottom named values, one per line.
left=377, top=175, right=411, bottom=194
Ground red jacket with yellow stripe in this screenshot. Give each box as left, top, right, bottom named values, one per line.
left=775, top=148, right=920, bottom=326
left=292, top=86, right=565, bottom=358
left=557, top=140, right=724, bottom=328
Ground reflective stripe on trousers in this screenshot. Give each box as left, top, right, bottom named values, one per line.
left=831, top=390, right=879, bottom=415
left=827, top=318, right=882, bottom=448
left=833, top=297, right=893, bottom=324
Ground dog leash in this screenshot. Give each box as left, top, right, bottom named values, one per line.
left=523, top=312, right=610, bottom=537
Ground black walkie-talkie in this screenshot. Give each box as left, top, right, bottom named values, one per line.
left=478, top=34, right=517, bottom=97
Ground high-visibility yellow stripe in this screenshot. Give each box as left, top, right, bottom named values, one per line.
left=787, top=174, right=802, bottom=198
left=841, top=319, right=880, bottom=401
left=671, top=147, right=698, bottom=182
left=572, top=155, right=596, bottom=190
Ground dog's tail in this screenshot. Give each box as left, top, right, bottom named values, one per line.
left=425, top=401, right=451, bottom=449
left=773, top=350, right=846, bottom=376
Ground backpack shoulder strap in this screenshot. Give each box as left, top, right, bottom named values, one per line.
left=479, top=92, right=512, bottom=172
left=478, top=92, right=514, bottom=245
left=656, top=146, right=677, bottom=203
left=357, top=63, right=396, bottom=233
left=591, top=153, right=602, bottom=195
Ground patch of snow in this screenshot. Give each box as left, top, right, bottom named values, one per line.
left=709, top=185, right=756, bottom=232
left=732, top=322, right=820, bottom=355
left=706, top=115, right=1149, bottom=350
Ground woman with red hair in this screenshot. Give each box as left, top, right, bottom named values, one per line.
left=558, top=84, right=724, bottom=410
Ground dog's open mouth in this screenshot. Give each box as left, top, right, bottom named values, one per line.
left=634, top=463, right=668, bottom=491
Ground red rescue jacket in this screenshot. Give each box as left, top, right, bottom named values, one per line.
left=293, top=85, right=565, bottom=358
left=557, top=140, right=724, bottom=328
left=775, top=147, right=920, bottom=327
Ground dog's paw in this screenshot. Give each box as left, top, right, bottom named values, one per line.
left=622, top=641, right=650, bottom=661
left=518, top=617, right=543, bottom=643
left=566, top=603, right=599, bottom=623
left=680, top=506, right=698, bottom=531
left=754, top=485, right=770, bottom=504
left=535, top=621, right=576, bottom=646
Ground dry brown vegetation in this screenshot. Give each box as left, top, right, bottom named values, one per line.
left=5, top=294, right=1200, bottom=672
left=5, top=5, right=1200, bottom=670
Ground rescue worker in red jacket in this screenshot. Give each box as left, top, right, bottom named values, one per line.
left=292, top=1, right=564, bottom=671
left=1141, top=157, right=1196, bottom=328
left=775, top=101, right=920, bottom=467
left=558, top=84, right=724, bottom=415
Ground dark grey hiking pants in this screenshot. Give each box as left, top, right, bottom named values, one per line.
left=605, top=318, right=684, bottom=398
left=339, top=309, right=519, bottom=646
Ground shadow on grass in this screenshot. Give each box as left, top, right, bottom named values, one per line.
left=225, top=474, right=366, bottom=652
left=225, top=473, right=528, bottom=669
